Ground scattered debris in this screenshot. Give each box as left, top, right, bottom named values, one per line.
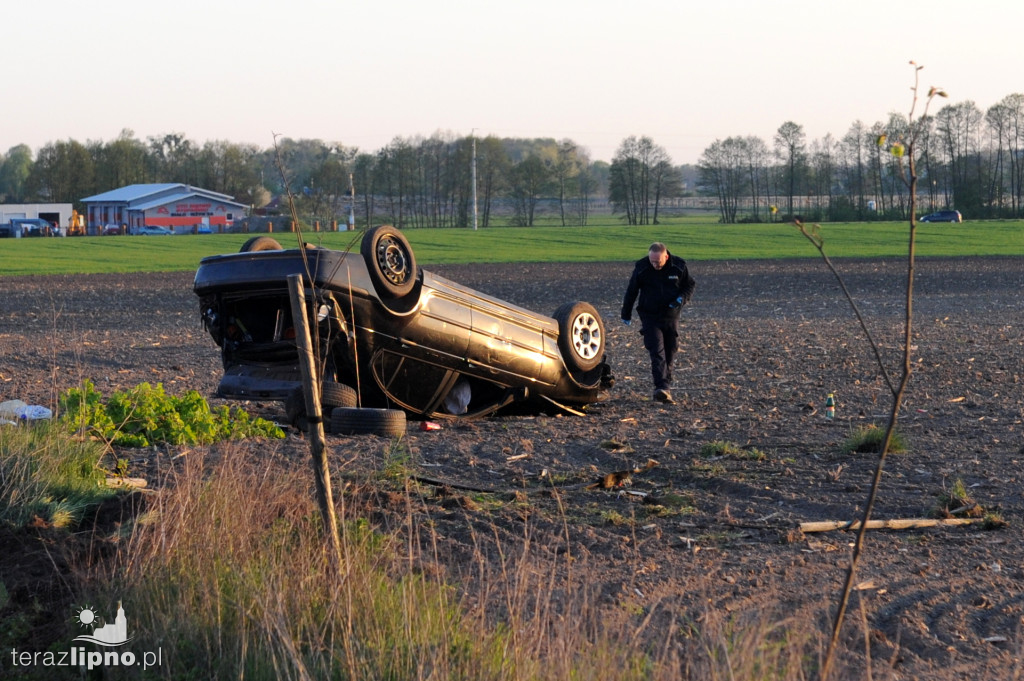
left=0, top=399, right=52, bottom=424
left=584, top=459, right=659, bottom=490
left=105, top=477, right=148, bottom=489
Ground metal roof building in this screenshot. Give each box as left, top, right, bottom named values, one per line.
left=0, top=203, right=73, bottom=234
left=81, top=184, right=248, bottom=235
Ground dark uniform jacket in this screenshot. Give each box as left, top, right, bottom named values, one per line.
left=621, top=253, right=695, bottom=321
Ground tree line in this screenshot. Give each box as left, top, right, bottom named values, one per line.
left=2, top=92, right=1021, bottom=229
left=698, top=93, right=1024, bottom=222
left=0, top=131, right=688, bottom=229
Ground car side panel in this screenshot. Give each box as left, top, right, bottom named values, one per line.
left=418, top=273, right=565, bottom=388
left=404, top=285, right=472, bottom=360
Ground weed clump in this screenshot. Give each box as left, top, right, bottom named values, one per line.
left=0, top=421, right=112, bottom=528
left=840, top=424, right=907, bottom=455
left=932, top=478, right=984, bottom=518
left=699, top=440, right=767, bottom=461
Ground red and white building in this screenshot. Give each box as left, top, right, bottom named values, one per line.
left=81, top=184, right=248, bottom=234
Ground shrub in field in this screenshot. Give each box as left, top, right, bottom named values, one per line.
left=58, top=379, right=284, bottom=447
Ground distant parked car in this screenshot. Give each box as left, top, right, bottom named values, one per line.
left=1, top=219, right=53, bottom=237
left=919, top=210, right=962, bottom=223
left=137, top=226, right=173, bottom=235
left=102, top=225, right=123, bottom=236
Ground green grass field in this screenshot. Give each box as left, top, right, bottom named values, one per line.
left=1, top=217, right=1021, bottom=276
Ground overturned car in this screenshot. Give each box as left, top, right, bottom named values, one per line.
left=193, top=225, right=613, bottom=421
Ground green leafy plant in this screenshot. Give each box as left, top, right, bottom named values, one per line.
left=59, top=379, right=284, bottom=447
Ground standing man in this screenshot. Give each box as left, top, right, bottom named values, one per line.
left=621, top=242, right=695, bottom=404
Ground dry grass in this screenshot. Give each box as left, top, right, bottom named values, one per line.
left=72, top=443, right=835, bottom=680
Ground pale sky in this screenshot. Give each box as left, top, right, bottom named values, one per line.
left=5, top=0, right=1021, bottom=165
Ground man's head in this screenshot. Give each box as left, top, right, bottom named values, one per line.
left=648, top=242, right=669, bottom=270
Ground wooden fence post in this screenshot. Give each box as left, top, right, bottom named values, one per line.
left=287, top=274, right=342, bottom=566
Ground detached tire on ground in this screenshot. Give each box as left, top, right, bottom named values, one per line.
left=553, top=301, right=605, bottom=372
left=330, top=407, right=406, bottom=437
left=240, top=236, right=283, bottom=252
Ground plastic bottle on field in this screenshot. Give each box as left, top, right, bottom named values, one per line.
left=825, top=393, right=836, bottom=420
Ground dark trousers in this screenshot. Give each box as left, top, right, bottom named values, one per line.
left=640, top=314, right=679, bottom=391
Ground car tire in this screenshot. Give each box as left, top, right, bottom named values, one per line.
left=330, top=407, right=407, bottom=437
left=360, top=225, right=417, bottom=299
left=321, top=382, right=358, bottom=409
left=240, top=236, right=283, bottom=252
left=287, top=382, right=358, bottom=425
left=553, top=301, right=605, bottom=372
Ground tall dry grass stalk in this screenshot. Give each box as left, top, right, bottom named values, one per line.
left=83, top=445, right=825, bottom=680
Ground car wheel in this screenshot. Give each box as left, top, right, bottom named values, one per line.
left=553, top=301, right=605, bottom=372
left=330, top=407, right=406, bottom=437
left=360, top=225, right=417, bottom=299
left=240, top=236, right=283, bottom=252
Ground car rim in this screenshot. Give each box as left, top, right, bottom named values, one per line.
left=375, top=235, right=410, bottom=286
left=571, top=312, right=602, bottom=360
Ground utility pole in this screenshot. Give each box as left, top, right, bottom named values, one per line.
left=348, top=173, right=355, bottom=231
left=471, top=130, right=479, bottom=231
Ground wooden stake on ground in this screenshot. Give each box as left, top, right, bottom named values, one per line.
left=800, top=517, right=984, bottom=533
left=287, top=274, right=342, bottom=565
